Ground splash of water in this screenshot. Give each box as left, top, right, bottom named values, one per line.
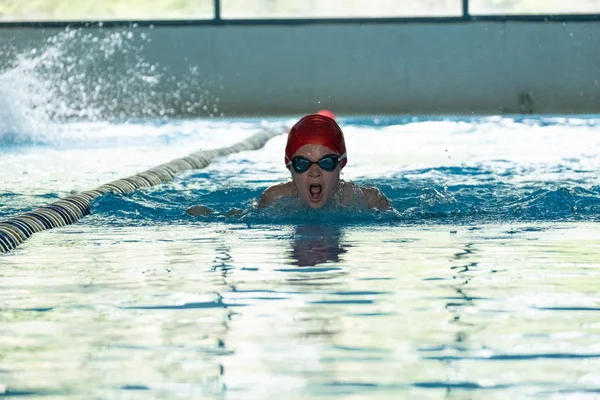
left=0, top=27, right=220, bottom=145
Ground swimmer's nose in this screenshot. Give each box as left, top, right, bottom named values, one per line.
left=308, top=163, right=322, bottom=176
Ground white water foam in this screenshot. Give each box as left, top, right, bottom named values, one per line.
left=0, top=27, right=219, bottom=146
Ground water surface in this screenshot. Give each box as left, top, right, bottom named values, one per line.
left=1, top=116, right=600, bottom=399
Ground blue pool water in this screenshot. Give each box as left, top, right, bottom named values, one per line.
left=1, top=115, right=600, bottom=399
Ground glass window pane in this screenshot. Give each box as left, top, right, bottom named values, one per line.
left=470, top=0, right=600, bottom=15
left=0, top=0, right=214, bottom=22
left=222, top=0, right=463, bottom=18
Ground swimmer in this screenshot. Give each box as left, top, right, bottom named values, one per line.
left=257, top=110, right=391, bottom=211
left=187, top=110, right=391, bottom=216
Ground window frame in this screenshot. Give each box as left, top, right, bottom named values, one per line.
left=0, top=0, right=599, bottom=27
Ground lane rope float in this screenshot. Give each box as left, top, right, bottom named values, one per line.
left=0, top=129, right=283, bottom=254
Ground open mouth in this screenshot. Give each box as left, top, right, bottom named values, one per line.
left=309, top=184, right=323, bottom=202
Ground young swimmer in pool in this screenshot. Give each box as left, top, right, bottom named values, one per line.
left=186, top=110, right=391, bottom=216
left=257, top=110, right=391, bottom=211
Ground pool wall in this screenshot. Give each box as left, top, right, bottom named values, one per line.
left=0, top=21, right=599, bottom=117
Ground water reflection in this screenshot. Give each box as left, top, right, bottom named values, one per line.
left=445, top=241, right=480, bottom=399
left=288, top=224, right=348, bottom=267
left=210, top=243, right=235, bottom=393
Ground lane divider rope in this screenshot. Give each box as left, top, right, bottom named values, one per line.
left=0, top=129, right=282, bottom=253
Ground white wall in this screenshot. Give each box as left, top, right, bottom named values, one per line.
left=0, top=21, right=599, bottom=117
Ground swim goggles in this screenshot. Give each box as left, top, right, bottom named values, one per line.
left=287, top=153, right=346, bottom=174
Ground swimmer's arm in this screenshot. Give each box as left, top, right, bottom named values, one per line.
left=189, top=183, right=293, bottom=216
left=361, top=187, right=392, bottom=211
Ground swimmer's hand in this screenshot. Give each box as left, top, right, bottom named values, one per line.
left=361, top=186, right=392, bottom=211
left=187, top=205, right=213, bottom=216
left=225, top=208, right=244, bottom=216
left=187, top=205, right=246, bottom=217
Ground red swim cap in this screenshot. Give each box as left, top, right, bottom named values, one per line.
left=285, top=112, right=347, bottom=170
left=316, top=109, right=336, bottom=120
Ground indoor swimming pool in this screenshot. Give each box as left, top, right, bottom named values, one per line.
left=1, top=115, right=600, bottom=399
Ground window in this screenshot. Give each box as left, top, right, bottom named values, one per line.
left=221, top=0, right=463, bottom=18
left=0, top=0, right=214, bottom=21
left=1, top=0, right=598, bottom=22
left=470, top=0, right=600, bottom=15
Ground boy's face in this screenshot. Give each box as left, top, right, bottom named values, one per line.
left=290, top=144, right=341, bottom=209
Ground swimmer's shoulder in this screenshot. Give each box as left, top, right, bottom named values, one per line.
left=257, top=182, right=295, bottom=208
